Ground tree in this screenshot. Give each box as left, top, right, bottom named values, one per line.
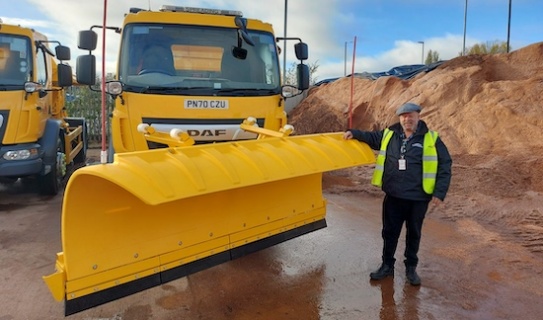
left=462, top=40, right=511, bottom=55
left=284, top=60, right=320, bottom=86
left=425, top=50, right=440, bottom=64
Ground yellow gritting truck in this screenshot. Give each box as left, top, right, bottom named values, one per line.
left=43, top=6, right=375, bottom=315
left=0, top=21, right=87, bottom=195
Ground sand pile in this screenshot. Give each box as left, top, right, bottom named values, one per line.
left=289, top=42, right=543, bottom=256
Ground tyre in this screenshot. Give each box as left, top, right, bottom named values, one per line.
left=38, top=137, right=67, bottom=196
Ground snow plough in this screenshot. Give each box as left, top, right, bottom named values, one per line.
left=42, top=5, right=376, bottom=315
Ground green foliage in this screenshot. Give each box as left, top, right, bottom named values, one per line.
left=65, top=81, right=114, bottom=143
left=462, top=40, right=511, bottom=55
left=425, top=50, right=440, bottom=64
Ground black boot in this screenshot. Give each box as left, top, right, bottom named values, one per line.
left=406, top=266, right=421, bottom=286
left=370, top=264, right=394, bottom=280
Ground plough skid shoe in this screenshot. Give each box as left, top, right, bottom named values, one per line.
left=43, top=132, right=375, bottom=315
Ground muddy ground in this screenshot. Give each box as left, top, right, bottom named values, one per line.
left=0, top=148, right=542, bottom=320
left=1, top=42, right=543, bottom=320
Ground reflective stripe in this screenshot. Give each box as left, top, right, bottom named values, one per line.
left=371, top=129, right=393, bottom=187
left=423, top=155, right=438, bottom=161
left=422, top=130, right=439, bottom=194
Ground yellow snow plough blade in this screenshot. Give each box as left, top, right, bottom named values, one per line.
left=44, top=132, right=375, bottom=315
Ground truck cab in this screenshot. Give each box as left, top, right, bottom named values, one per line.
left=76, top=5, right=309, bottom=154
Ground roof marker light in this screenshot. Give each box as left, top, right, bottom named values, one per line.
left=159, top=5, right=243, bottom=17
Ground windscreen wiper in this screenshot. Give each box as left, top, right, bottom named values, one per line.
left=125, top=85, right=215, bottom=95
left=214, top=88, right=277, bottom=96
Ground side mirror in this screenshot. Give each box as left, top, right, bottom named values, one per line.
left=294, top=42, right=308, bottom=61
left=78, top=30, right=98, bottom=51
left=76, top=55, right=96, bottom=85
left=56, top=64, right=73, bottom=87
left=55, top=45, right=71, bottom=61
left=297, top=64, right=309, bottom=90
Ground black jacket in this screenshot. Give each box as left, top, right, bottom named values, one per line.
left=348, top=120, right=452, bottom=201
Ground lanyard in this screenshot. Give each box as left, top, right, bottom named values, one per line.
left=399, top=132, right=413, bottom=159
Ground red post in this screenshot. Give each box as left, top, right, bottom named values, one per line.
left=348, top=36, right=357, bottom=128
left=100, top=0, right=108, bottom=162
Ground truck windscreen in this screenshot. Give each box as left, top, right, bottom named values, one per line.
left=0, top=35, right=30, bottom=86
left=118, top=24, right=281, bottom=95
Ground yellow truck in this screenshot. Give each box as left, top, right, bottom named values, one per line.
left=0, top=21, right=87, bottom=195
left=77, top=5, right=310, bottom=153
left=43, top=6, right=375, bottom=315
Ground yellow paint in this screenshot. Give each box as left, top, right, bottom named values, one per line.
left=44, top=133, right=375, bottom=302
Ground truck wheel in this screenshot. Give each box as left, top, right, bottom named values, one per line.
left=38, top=137, right=67, bottom=196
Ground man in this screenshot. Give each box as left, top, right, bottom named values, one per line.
left=343, top=102, right=452, bottom=286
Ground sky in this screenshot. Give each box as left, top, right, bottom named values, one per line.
left=1, top=0, right=541, bottom=82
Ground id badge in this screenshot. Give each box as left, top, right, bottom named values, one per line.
left=398, top=159, right=407, bottom=170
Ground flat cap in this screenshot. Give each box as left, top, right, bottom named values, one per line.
left=396, top=102, right=422, bottom=116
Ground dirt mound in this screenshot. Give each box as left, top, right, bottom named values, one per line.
left=290, top=42, right=543, bottom=256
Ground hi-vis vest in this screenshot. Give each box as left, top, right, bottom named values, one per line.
left=371, top=128, right=439, bottom=194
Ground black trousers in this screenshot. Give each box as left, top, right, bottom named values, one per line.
left=381, top=195, right=429, bottom=267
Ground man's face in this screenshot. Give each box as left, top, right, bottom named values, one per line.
left=399, top=111, right=420, bottom=132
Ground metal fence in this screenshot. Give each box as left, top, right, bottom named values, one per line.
left=65, top=87, right=113, bottom=144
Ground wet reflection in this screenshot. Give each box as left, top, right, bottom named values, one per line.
left=155, top=247, right=326, bottom=319
left=370, top=277, right=422, bottom=320
left=402, top=284, right=421, bottom=320
left=371, top=278, right=398, bottom=320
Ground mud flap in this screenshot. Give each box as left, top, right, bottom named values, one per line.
left=43, top=132, right=375, bottom=315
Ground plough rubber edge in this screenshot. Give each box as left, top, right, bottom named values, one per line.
left=64, top=219, right=326, bottom=316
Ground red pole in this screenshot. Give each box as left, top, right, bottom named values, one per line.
left=100, top=0, right=108, bottom=163
left=348, top=36, right=357, bottom=128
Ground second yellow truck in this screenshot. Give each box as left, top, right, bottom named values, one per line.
left=0, top=21, right=87, bottom=195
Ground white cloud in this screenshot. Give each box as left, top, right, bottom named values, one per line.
left=17, top=0, right=483, bottom=83
left=19, top=0, right=345, bottom=77
left=25, top=0, right=157, bottom=73
left=1, top=17, right=51, bottom=29
left=314, top=34, right=482, bottom=81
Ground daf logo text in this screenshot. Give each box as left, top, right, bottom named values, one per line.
left=187, top=129, right=227, bottom=137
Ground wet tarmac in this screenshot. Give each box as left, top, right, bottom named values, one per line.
left=1, top=177, right=542, bottom=319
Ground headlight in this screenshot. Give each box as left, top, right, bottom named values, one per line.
left=24, top=82, right=42, bottom=93
left=106, top=81, right=123, bottom=95
left=3, top=148, right=38, bottom=160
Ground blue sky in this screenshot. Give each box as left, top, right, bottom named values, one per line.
left=1, top=0, right=541, bottom=81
